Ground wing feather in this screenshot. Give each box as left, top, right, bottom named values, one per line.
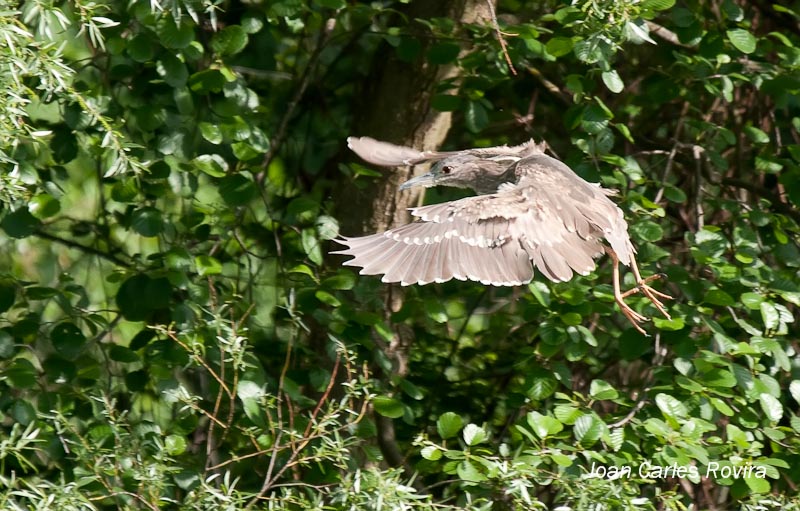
left=335, top=151, right=633, bottom=285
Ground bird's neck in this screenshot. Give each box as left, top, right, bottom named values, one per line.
left=472, top=163, right=519, bottom=194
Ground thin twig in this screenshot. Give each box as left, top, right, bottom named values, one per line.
left=247, top=340, right=293, bottom=508
left=485, top=0, right=516, bottom=75
left=303, top=351, right=341, bottom=437
left=168, top=330, right=233, bottom=398
left=526, top=67, right=570, bottom=104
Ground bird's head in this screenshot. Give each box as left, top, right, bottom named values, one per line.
left=399, top=154, right=514, bottom=194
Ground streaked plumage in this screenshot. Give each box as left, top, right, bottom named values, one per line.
left=334, top=137, right=671, bottom=333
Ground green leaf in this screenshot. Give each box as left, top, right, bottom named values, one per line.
left=193, top=154, right=228, bottom=177
left=7, top=359, right=37, bottom=388
left=0, top=281, right=15, bottom=314
left=642, top=0, right=675, bottom=11
left=741, top=292, right=764, bottom=309
left=116, top=274, right=172, bottom=321
left=396, top=37, right=422, bottom=62
left=1, top=209, right=41, bottom=238
left=51, top=128, right=78, bottom=163
left=704, top=289, right=734, bottom=306
left=790, top=381, right=800, bottom=405
left=457, top=460, right=487, bottom=483
left=462, top=424, right=487, bottom=446
left=573, top=414, right=603, bottom=447
left=702, top=368, right=737, bottom=388
left=11, top=400, right=35, bottom=426
left=211, top=25, right=249, bottom=56
left=590, top=379, right=619, bottom=400
left=109, top=345, right=138, bottom=363
left=316, top=215, right=339, bottom=241
left=127, top=34, right=154, bottom=62
left=546, top=36, right=574, bottom=57
left=709, top=397, right=735, bottom=416
left=759, top=393, right=783, bottom=423
left=424, top=297, right=448, bottom=323
left=111, top=179, right=139, bottom=202
left=432, top=94, right=462, bottom=112
left=727, top=29, right=757, bottom=54
left=744, top=126, right=769, bottom=144
left=287, top=197, right=320, bottom=224
left=624, top=20, right=656, bottom=45
left=528, top=281, right=551, bottom=306
left=526, top=368, right=558, bottom=400
left=29, top=194, right=61, bottom=219
left=656, top=393, right=688, bottom=419
left=199, top=123, right=223, bottom=144
left=663, top=185, right=687, bottom=203
left=189, top=69, right=227, bottom=94
left=322, top=273, right=354, bottom=291
left=195, top=255, right=222, bottom=276
left=301, top=228, right=323, bottom=265
left=315, top=290, right=340, bottom=307
left=601, top=70, right=624, bottom=93
left=131, top=207, right=164, bottom=237
left=631, top=220, right=664, bottom=242
left=437, top=412, right=463, bottom=439
left=238, top=380, right=268, bottom=427
left=554, top=405, right=582, bottom=424
left=421, top=445, right=442, bottom=461
left=219, top=174, right=257, bottom=206
left=0, top=330, right=14, bottom=359
left=51, top=322, right=86, bottom=360
left=157, top=16, right=194, bottom=49
left=721, top=0, right=744, bottom=21
left=527, top=411, right=564, bottom=439
left=157, top=53, right=188, bottom=87
left=232, top=141, right=260, bottom=161
left=426, top=43, right=460, bottom=64
left=399, top=379, right=424, bottom=400
left=653, top=317, right=685, bottom=331
left=744, top=475, right=771, bottom=494
left=25, top=286, right=59, bottom=300
left=165, top=435, right=187, bottom=455
left=373, top=396, right=404, bottom=418
left=465, top=101, right=489, bottom=133
left=759, top=301, right=780, bottom=330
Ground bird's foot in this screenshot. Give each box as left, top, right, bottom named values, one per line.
left=621, top=273, right=673, bottom=321
left=616, top=299, right=649, bottom=335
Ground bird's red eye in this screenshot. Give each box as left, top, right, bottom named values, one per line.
left=442, top=166, right=452, bottom=174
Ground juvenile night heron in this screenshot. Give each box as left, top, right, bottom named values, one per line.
left=334, top=137, right=671, bottom=333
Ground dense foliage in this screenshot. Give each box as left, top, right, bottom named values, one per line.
left=1, top=0, right=799, bottom=509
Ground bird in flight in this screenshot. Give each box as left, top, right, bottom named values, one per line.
left=334, top=136, right=671, bottom=334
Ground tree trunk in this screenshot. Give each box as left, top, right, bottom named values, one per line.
left=332, top=0, right=494, bottom=477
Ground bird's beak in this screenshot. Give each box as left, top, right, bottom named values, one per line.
left=399, top=172, right=436, bottom=191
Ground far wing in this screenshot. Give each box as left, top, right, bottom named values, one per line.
left=347, top=136, right=454, bottom=166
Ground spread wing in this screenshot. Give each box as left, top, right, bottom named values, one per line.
left=347, top=136, right=454, bottom=166
left=333, top=167, right=632, bottom=286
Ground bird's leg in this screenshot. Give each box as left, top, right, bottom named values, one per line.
left=608, top=248, right=648, bottom=335
left=625, top=251, right=672, bottom=320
